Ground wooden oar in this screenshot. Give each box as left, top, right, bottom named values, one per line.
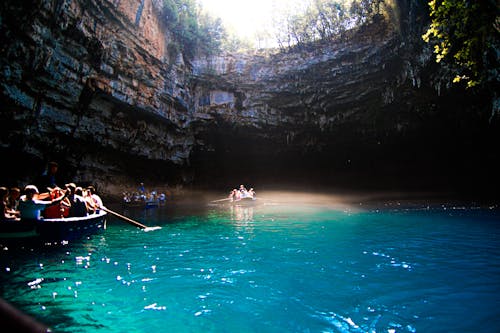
left=210, top=198, right=232, bottom=203
left=100, top=206, right=160, bottom=231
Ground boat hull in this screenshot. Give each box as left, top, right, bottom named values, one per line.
left=0, top=211, right=107, bottom=241
left=231, top=197, right=258, bottom=206
left=38, top=211, right=107, bottom=240
left=0, top=220, right=37, bottom=239
left=123, top=199, right=161, bottom=208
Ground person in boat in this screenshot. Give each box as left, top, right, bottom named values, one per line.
left=1, top=187, right=19, bottom=221
left=6, top=187, right=21, bottom=218
left=138, top=182, right=146, bottom=195
left=122, top=191, right=132, bottom=203
left=35, top=161, right=60, bottom=195
left=82, top=188, right=97, bottom=214
left=229, top=189, right=240, bottom=202
left=42, top=186, right=70, bottom=218
left=18, top=185, right=68, bottom=221
left=248, top=188, right=256, bottom=198
left=239, top=185, right=251, bottom=198
left=65, top=183, right=90, bottom=217
left=148, top=190, right=158, bottom=203
left=86, top=185, right=104, bottom=212
left=158, top=192, right=166, bottom=205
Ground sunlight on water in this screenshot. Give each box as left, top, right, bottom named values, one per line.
left=1, top=192, right=499, bottom=332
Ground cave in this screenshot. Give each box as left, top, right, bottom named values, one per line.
left=0, top=0, right=498, bottom=200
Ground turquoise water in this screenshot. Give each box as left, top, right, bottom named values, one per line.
left=1, top=199, right=499, bottom=332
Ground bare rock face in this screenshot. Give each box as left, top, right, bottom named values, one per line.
left=0, top=0, right=498, bottom=196
left=0, top=0, right=194, bottom=191
left=189, top=13, right=498, bottom=192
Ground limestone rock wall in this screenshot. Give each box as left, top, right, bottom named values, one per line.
left=188, top=3, right=498, bottom=191
left=0, top=0, right=194, bottom=190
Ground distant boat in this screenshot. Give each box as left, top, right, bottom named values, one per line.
left=210, top=195, right=259, bottom=207
left=0, top=211, right=107, bottom=241
left=230, top=197, right=258, bottom=206
left=123, top=198, right=160, bottom=208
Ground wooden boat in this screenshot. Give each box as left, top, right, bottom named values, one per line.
left=145, top=199, right=160, bottom=208
left=231, top=197, right=258, bottom=206
left=0, top=219, right=37, bottom=239
left=0, top=211, right=107, bottom=241
left=210, top=196, right=259, bottom=207
left=123, top=198, right=160, bottom=208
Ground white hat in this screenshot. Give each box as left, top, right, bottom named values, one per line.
left=24, top=185, right=39, bottom=194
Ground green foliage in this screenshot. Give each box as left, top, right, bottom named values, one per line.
left=197, top=14, right=227, bottom=56
left=349, top=0, right=382, bottom=25
left=422, top=0, right=499, bottom=88
left=161, top=0, right=394, bottom=55
left=274, top=0, right=343, bottom=48
left=222, top=34, right=253, bottom=53
left=161, top=0, right=228, bottom=60
left=272, top=0, right=390, bottom=49
left=162, top=0, right=179, bottom=27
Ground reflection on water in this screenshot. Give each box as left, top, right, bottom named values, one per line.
left=230, top=205, right=254, bottom=222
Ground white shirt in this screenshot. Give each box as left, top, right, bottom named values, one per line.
left=91, top=194, right=104, bottom=208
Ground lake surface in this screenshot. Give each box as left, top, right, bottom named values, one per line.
left=1, top=192, right=499, bottom=332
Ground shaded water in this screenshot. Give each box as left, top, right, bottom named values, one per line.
left=1, top=192, right=499, bottom=332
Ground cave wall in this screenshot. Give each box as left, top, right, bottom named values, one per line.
left=0, top=0, right=498, bottom=196
left=0, top=0, right=194, bottom=191
left=188, top=3, right=499, bottom=194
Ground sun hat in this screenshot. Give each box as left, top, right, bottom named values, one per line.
left=24, top=185, right=39, bottom=194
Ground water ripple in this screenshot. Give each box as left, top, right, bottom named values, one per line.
left=1, top=204, right=499, bottom=332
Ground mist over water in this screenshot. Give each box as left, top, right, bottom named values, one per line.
left=1, top=190, right=499, bottom=332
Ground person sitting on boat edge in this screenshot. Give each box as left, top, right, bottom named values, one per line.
left=18, top=185, right=68, bottom=221
left=86, top=185, right=104, bottom=212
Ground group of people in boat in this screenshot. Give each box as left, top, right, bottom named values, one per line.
left=228, top=185, right=256, bottom=202
left=1, top=161, right=104, bottom=223
left=122, top=182, right=168, bottom=206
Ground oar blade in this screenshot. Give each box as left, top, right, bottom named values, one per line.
left=143, top=226, right=162, bottom=232
left=211, top=198, right=232, bottom=203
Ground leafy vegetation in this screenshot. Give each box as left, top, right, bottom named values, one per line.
left=272, top=0, right=395, bottom=49
left=162, top=0, right=227, bottom=60
left=161, top=0, right=398, bottom=58
left=422, top=0, right=499, bottom=88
